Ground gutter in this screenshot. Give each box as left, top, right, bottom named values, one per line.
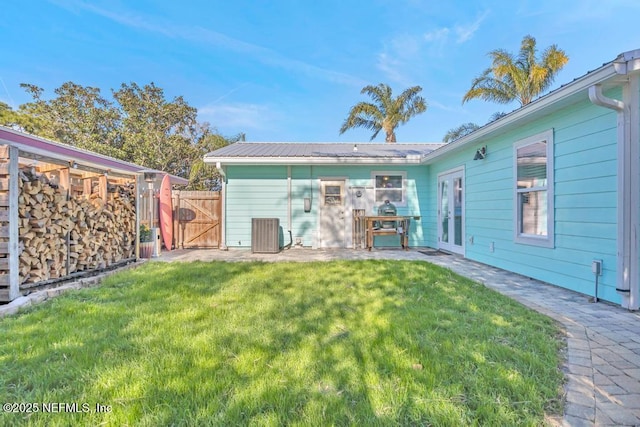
left=204, top=156, right=426, bottom=166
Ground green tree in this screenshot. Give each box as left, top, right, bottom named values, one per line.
left=19, top=82, right=123, bottom=158
left=487, top=111, right=507, bottom=122
left=188, top=126, right=243, bottom=190
left=0, top=101, right=45, bottom=133
left=113, top=82, right=198, bottom=177
left=16, top=80, right=242, bottom=185
left=339, top=83, right=427, bottom=143
left=462, top=35, right=569, bottom=106
left=443, top=122, right=480, bottom=143
left=443, top=111, right=508, bottom=143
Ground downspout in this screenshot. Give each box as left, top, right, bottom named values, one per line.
left=216, top=162, right=228, bottom=250
left=629, top=75, right=640, bottom=311
left=588, top=84, right=624, bottom=111
left=284, top=165, right=293, bottom=249
left=588, top=82, right=638, bottom=310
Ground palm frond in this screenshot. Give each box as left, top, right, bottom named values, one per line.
left=360, top=84, right=391, bottom=112
left=463, top=35, right=569, bottom=106
left=340, top=83, right=427, bottom=142
left=339, top=102, right=384, bottom=135
left=462, top=68, right=516, bottom=104
left=396, top=86, right=427, bottom=124
left=443, top=122, right=480, bottom=143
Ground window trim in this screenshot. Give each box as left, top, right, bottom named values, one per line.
left=371, top=171, right=407, bottom=207
left=513, top=129, right=554, bottom=247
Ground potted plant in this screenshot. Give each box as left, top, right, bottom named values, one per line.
left=139, top=224, right=154, bottom=259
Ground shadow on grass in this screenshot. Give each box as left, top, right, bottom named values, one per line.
left=0, top=260, right=563, bottom=426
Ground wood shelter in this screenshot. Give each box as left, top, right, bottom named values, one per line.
left=0, top=126, right=188, bottom=302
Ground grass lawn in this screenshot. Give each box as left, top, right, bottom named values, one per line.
left=0, top=260, right=564, bottom=426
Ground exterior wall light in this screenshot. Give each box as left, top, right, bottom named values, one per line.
left=473, top=146, right=487, bottom=160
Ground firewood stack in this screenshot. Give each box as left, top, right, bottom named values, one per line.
left=18, top=167, right=136, bottom=286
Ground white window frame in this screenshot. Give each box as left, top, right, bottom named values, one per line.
left=513, top=129, right=554, bottom=247
left=371, top=171, right=407, bottom=207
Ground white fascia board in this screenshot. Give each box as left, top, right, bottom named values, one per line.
left=204, top=156, right=425, bottom=166
left=165, top=175, right=190, bottom=186
left=421, top=62, right=623, bottom=163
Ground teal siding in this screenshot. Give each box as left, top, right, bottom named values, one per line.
left=290, top=165, right=317, bottom=247
left=225, top=166, right=289, bottom=247
left=224, top=164, right=431, bottom=249
left=428, top=97, right=620, bottom=304
left=221, top=89, right=625, bottom=305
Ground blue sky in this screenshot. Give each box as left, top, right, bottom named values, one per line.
left=2, top=0, right=639, bottom=143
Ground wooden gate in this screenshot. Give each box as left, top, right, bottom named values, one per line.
left=172, top=191, right=221, bottom=248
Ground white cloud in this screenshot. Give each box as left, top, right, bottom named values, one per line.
left=424, top=28, right=450, bottom=43
left=428, top=99, right=463, bottom=113
left=198, top=103, right=278, bottom=131
left=377, top=10, right=489, bottom=83
left=376, top=52, right=410, bottom=86
left=549, top=0, right=640, bottom=25
left=423, top=10, right=490, bottom=46
left=52, top=0, right=366, bottom=87
left=376, top=33, right=434, bottom=85
left=454, top=11, right=489, bottom=43
left=0, top=76, right=16, bottom=107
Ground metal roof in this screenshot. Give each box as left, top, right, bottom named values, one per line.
left=205, top=142, right=444, bottom=165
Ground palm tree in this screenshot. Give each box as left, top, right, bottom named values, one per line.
left=443, top=122, right=480, bottom=143
left=487, top=111, right=507, bottom=122
left=339, top=83, right=427, bottom=143
left=462, top=35, right=569, bottom=106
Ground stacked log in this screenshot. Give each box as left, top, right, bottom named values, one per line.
left=17, top=168, right=136, bottom=286
left=67, top=184, right=136, bottom=274
left=18, top=171, right=70, bottom=284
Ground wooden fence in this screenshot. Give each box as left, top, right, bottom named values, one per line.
left=171, top=191, right=221, bottom=249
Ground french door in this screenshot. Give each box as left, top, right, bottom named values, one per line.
left=438, top=169, right=464, bottom=254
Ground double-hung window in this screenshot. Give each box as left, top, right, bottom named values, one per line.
left=372, top=171, right=406, bottom=206
left=514, top=130, right=554, bottom=247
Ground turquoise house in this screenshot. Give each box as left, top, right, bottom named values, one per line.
left=205, top=49, right=640, bottom=310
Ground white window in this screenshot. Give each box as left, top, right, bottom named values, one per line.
left=372, top=171, right=406, bottom=207
left=322, top=184, right=343, bottom=206
left=514, top=130, right=554, bottom=247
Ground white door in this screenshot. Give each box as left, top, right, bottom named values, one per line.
left=319, top=180, right=346, bottom=247
left=438, top=170, right=464, bottom=254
